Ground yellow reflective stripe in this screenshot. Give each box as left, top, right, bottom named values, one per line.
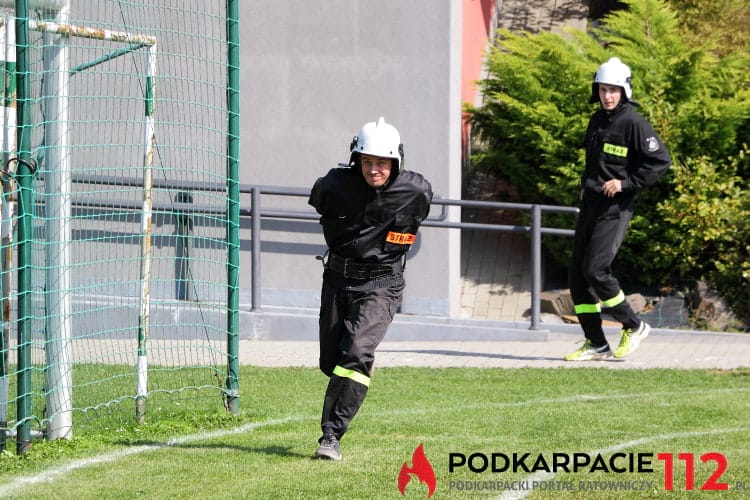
left=332, top=365, right=370, bottom=387
left=574, top=303, right=601, bottom=314
left=603, top=143, right=628, bottom=157
left=602, top=290, right=626, bottom=308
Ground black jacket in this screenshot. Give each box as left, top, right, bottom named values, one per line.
left=309, top=167, right=433, bottom=265
left=582, top=102, right=671, bottom=195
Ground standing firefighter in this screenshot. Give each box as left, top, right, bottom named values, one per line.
left=565, top=57, right=671, bottom=361
left=308, top=117, right=432, bottom=460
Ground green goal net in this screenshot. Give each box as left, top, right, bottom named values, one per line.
left=0, top=1, right=240, bottom=452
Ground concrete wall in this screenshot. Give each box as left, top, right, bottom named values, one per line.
left=240, top=1, right=463, bottom=316
left=15, top=1, right=465, bottom=322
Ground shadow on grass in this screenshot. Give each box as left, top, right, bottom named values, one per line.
left=376, top=348, right=624, bottom=364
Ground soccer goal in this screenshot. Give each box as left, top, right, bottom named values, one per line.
left=0, top=1, right=240, bottom=454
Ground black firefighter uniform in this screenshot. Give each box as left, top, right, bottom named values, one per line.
left=308, top=164, right=432, bottom=440
left=570, top=100, right=672, bottom=345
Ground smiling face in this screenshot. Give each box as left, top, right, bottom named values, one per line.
left=360, top=154, right=393, bottom=188
left=598, top=83, right=622, bottom=111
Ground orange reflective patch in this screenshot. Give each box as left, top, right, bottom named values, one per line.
left=385, top=231, right=416, bottom=245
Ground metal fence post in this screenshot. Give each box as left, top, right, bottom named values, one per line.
left=14, top=0, right=33, bottom=454
left=530, top=204, right=542, bottom=330
left=175, top=191, right=193, bottom=300
left=225, top=0, right=240, bottom=414
left=251, top=186, right=261, bottom=312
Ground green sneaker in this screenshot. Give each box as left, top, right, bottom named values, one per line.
left=613, top=321, right=651, bottom=358
left=564, top=340, right=612, bottom=361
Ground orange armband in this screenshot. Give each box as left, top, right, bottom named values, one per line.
left=385, top=231, right=416, bottom=245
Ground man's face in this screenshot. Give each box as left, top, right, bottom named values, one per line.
left=598, top=83, right=622, bottom=111
left=360, top=154, right=393, bottom=188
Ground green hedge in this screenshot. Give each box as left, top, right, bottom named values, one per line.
left=468, top=0, right=750, bottom=324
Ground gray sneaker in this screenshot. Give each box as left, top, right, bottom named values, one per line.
left=315, top=433, right=341, bottom=461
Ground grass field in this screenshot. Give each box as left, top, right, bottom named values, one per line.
left=0, top=366, right=748, bottom=499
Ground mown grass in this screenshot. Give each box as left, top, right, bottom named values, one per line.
left=0, top=366, right=748, bottom=499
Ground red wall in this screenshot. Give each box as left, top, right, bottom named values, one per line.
left=461, top=0, right=494, bottom=165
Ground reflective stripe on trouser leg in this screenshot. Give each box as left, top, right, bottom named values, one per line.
left=332, top=365, right=370, bottom=387
left=320, top=373, right=369, bottom=440
left=601, top=290, right=625, bottom=308
left=574, top=303, right=601, bottom=315
left=602, top=290, right=640, bottom=330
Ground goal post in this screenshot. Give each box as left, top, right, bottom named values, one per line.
left=24, top=12, right=159, bottom=438
left=37, top=4, right=74, bottom=443
left=0, top=1, right=240, bottom=452
left=0, top=13, right=16, bottom=452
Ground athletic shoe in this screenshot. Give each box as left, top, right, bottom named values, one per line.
left=564, top=340, right=612, bottom=361
left=613, top=321, right=651, bottom=358
left=315, top=433, right=341, bottom=461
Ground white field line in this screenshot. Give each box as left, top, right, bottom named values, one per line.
left=1, top=388, right=748, bottom=497
left=497, top=426, right=750, bottom=500
left=365, top=386, right=750, bottom=419
left=0, top=416, right=304, bottom=498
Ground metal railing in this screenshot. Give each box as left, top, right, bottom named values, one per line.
left=52, top=176, right=579, bottom=330
left=246, top=185, right=579, bottom=330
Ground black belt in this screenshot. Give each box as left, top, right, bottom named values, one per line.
left=325, top=253, right=399, bottom=279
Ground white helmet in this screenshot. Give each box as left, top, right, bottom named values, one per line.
left=349, top=117, right=404, bottom=170
left=590, top=57, right=633, bottom=103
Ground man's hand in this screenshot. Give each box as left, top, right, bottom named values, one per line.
left=602, top=179, right=622, bottom=198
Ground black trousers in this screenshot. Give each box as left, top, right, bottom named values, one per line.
left=317, top=270, right=404, bottom=440
left=569, top=193, right=640, bottom=345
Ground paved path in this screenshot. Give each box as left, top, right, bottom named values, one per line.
left=495, top=0, right=588, bottom=34
left=460, top=172, right=534, bottom=321
left=239, top=329, right=750, bottom=370
left=460, top=0, right=589, bottom=321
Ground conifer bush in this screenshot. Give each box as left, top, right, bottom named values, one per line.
left=467, top=0, right=750, bottom=324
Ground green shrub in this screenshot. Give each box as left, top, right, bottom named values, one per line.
left=468, top=0, right=750, bottom=322
left=657, top=150, right=750, bottom=322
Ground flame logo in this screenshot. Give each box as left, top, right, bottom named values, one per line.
left=398, top=443, right=436, bottom=497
